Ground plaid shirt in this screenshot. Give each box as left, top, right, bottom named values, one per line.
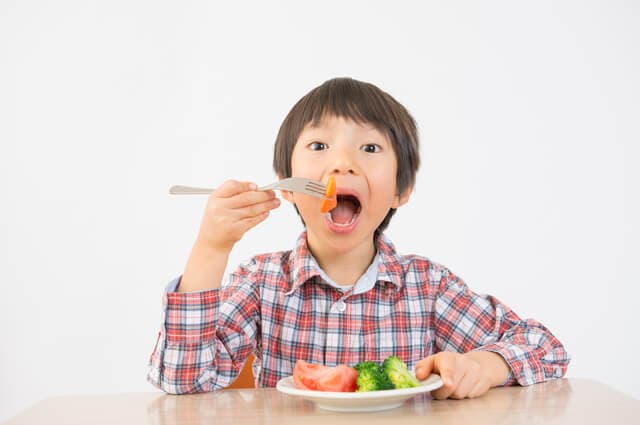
left=147, top=232, right=570, bottom=394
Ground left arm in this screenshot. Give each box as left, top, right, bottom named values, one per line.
left=416, top=266, right=570, bottom=398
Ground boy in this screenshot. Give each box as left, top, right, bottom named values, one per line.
left=148, top=77, right=570, bottom=399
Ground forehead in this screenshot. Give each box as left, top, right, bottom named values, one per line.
left=298, top=115, right=389, bottom=140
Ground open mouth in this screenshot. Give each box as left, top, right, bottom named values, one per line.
left=326, top=194, right=362, bottom=226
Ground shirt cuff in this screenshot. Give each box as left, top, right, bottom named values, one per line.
left=472, top=344, right=521, bottom=386
left=162, top=279, right=221, bottom=344
left=165, top=276, right=181, bottom=293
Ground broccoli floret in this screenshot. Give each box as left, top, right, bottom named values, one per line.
left=382, top=355, right=420, bottom=389
left=353, top=361, right=379, bottom=373
left=354, top=362, right=394, bottom=392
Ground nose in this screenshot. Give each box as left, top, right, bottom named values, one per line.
left=329, top=146, right=359, bottom=176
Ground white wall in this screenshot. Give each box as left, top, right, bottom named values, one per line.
left=1, top=0, right=638, bottom=421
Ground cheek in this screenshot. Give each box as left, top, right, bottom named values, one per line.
left=291, top=193, right=319, bottom=216
left=290, top=147, right=322, bottom=179
left=369, top=168, right=398, bottom=199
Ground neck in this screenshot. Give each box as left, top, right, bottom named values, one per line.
left=306, top=232, right=377, bottom=286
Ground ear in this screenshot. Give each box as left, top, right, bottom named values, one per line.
left=391, top=186, right=413, bottom=208
left=277, top=175, right=296, bottom=204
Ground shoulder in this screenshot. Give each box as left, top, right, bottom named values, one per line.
left=250, top=249, right=292, bottom=270
left=377, top=233, right=460, bottom=287
left=399, top=254, right=459, bottom=286
left=226, top=249, right=294, bottom=289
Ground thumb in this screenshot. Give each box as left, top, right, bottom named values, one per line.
left=416, top=354, right=453, bottom=386
left=215, top=180, right=257, bottom=198
left=415, top=355, right=435, bottom=380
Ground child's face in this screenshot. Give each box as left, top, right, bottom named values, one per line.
left=281, top=115, right=411, bottom=254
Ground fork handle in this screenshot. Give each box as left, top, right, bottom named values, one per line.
left=169, top=184, right=274, bottom=195
left=169, top=185, right=214, bottom=195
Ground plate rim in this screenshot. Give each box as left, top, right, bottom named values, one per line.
left=276, top=373, right=443, bottom=400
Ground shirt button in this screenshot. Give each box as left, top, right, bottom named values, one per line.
left=335, top=300, right=346, bottom=312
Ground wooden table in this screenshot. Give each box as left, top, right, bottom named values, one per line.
left=4, top=379, right=638, bottom=425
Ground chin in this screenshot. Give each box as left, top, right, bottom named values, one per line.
left=321, top=226, right=375, bottom=248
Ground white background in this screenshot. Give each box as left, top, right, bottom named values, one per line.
left=1, top=0, right=638, bottom=421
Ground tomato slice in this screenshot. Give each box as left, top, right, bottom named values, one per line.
left=294, top=373, right=320, bottom=390
left=293, top=360, right=330, bottom=390
left=292, top=360, right=358, bottom=392
left=317, top=365, right=358, bottom=392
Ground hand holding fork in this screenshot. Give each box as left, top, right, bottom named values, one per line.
left=169, top=177, right=327, bottom=198
left=171, top=178, right=327, bottom=254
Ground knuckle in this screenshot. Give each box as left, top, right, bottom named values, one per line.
left=251, top=193, right=268, bottom=205
left=221, top=179, right=244, bottom=194
left=470, top=387, right=483, bottom=398
left=221, top=179, right=237, bottom=189
left=205, top=203, right=223, bottom=217
left=257, top=192, right=274, bottom=204
left=434, top=391, right=448, bottom=401
left=438, top=352, right=453, bottom=364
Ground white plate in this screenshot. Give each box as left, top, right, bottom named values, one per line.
left=276, top=374, right=443, bottom=412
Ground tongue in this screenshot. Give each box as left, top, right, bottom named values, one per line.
left=330, top=199, right=358, bottom=224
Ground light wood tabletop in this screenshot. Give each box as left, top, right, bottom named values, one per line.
left=3, top=379, right=638, bottom=425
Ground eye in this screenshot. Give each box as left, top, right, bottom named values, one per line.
left=309, top=142, right=328, bottom=151
left=361, top=143, right=381, bottom=153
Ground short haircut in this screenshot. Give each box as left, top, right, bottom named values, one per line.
left=273, top=77, right=420, bottom=234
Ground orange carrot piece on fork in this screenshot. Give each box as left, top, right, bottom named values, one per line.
left=320, top=176, right=337, bottom=213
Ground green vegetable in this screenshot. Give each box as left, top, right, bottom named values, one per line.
left=354, top=361, right=394, bottom=392
left=382, top=355, right=420, bottom=389
left=353, top=361, right=379, bottom=373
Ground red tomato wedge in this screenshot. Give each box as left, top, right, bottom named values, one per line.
left=293, top=361, right=330, bottom=390
left=292, top=360, right=358, bottom=392
left=320, top=176, right=337, bottom=213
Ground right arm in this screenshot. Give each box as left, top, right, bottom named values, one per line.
left=147, top=180, right=280, bottom=393
left=147, top=260, right=261, bottom=393
left=179, top=180, right=280, bottom=292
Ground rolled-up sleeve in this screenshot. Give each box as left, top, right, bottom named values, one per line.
left=147, top=260, right=260, bottom=394
left=433, top=269, right=571, bottom=386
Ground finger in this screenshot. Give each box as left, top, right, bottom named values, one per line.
left=450, top=369, right=474, bottom=399
left=427, top=354, right=459, bottom=400
left=415, top=356, right=435, bottom=380
left=468, top=379, right=491, bottom=399
left=214, top=180, right=257, bottom=198
left=233, top=198, right=281, bottom=220
left=431, top=382, right=456, bottom=400
left=416, top=354, right=455, bottom=386
left=236, top=210, right=271, bottom=233
left=434, top=353, right=457, bottom=388
left=223, top=189, right=277, bottom=209
left=431, top=367, right=464, bottom=400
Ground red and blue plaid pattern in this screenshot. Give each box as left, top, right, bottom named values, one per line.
left=148, top=232, right=570, bottom=393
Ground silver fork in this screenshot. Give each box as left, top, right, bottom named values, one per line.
left=169, top=177, right=326, bottom=198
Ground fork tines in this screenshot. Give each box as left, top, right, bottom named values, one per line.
left=305, top=181, right=326, bottom=195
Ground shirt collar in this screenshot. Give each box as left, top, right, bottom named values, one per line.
left=288, top=232, right=322, bottom=294
left=287, top=231, right=405, bottom=295
left=374, top=232, right=405, bottom=290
